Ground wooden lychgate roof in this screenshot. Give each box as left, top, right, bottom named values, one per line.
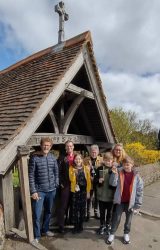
left=0, top=31, right=116, bottom=174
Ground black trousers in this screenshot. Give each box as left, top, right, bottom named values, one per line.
left=110, top=203, right=133, bottom=234
left=72, top=189, right=86, bottom=226
left=57, top=186, right=70, bottom=228
left=99, top=200, right=113, bottom=226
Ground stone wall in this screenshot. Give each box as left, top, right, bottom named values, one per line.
left=136, top=162, right=160, bottom=186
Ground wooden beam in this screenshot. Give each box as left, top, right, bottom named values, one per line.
left=0, top=171, right=15, bottom=233
left=59, top=93, right=65, bottom=132
left=49, top=110, right=59, bottom=133
left=17, top=146, right=34, bottom=243
left=27, top=133, right=94, bottom=145
left=60, top=93, right=85, bottom=133
left=66, top=83, right=94, bottom=99
left=83, top=47, right=115, bottom=144
left=0, top=52, right=84, bottom=175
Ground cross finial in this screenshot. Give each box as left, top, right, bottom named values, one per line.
left=55, top=1, right=69, bottom=43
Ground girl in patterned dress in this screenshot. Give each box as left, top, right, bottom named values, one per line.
left=69, top=154, right=91, bottom=233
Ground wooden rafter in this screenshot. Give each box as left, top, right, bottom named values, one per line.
left=60, top=92, right=85, bottom=133
left=27, top=133, right=94, bottom=145
left=66, top=83, right=94, bottom=99
left=83, top=47, right=115, bottom=143
left=49, top=110, right=59, bottom=133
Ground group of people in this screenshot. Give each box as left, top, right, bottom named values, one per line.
left=28, top=138, right=143, bottom=245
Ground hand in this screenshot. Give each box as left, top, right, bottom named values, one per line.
left=87, top=192, right=90, bottom=199
left=99, top=178, right=104, bottom=183
left=131, top=208, right=141, bottom=215
left=112, top=166, right=118, bottom=174
left=113, top=161, right=118, bottom=168
left=74, top=168, right=78, bottom=175
left=88, top=160, right=92, bottom=167
left=90, top=176, right=94, bottom=182
left=31, top=192, right=39, bottom=200
left=61, top=184, right=64, bottom=188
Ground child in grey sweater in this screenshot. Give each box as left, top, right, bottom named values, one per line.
left=107, top=156, right=143, bottom=245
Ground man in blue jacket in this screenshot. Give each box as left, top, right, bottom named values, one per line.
left=29, top=137, right=59, bottom=242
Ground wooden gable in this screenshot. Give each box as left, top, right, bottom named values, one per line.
left=0, top=31, right=116, bottom=175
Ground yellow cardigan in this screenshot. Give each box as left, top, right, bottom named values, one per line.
left=83, top=155, right=103, bottom=169
left=69, top=165, right=91, bottom=193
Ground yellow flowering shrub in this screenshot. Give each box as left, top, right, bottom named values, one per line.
left=125, top=142, right=160, bottom=165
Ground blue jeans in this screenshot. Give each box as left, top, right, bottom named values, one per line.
left=32, top=190, right=56, bottom=239
left=110, top=203, right=133, bottom=234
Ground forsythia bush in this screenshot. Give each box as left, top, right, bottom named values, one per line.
left=125, top=142, right=160, bottom=166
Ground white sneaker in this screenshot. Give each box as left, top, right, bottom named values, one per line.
left=123, top=234, right=130, bottom=244
left=31, top=239, right=39, bottom=247
left=42, top=231, right=54, bottom=237
left=106, top=234, right=115, bottom=244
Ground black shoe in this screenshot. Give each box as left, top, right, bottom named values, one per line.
left=72, top=227, right=78, bottom=234
left=65, top=217, right=73, bottom=226
left=65, top=218, right=69, bottom=225
left=78, top=223, right=83, bottom=233
left=85, top=214, right=90, bottom=222
left=94, top=213, right=100, bottom=219
left=58, top=226, right=65, bottom=234
left=105, top=224, right=111, bottom=236
left=96, top=226, right=106, bottom=235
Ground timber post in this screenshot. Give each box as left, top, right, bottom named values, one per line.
left=17, top=145, right=34, bottom=243
left=0, top=170, right=15, bottom=233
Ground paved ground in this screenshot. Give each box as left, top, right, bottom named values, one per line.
left=141, top=180, right=160, bottom=216
left=4, top=180, right=160, bottom=250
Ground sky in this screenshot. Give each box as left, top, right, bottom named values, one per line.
left=0, top=0, right=160, bottom=130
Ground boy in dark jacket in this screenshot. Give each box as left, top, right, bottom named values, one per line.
left=107, top=156, right=143, bottom=245
left=96, top=152, right=115, bottom=235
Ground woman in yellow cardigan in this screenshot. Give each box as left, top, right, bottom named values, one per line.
left=69, top=153, right=91, bottom=233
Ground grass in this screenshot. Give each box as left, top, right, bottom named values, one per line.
left=12, top=168, right=20, bottom=187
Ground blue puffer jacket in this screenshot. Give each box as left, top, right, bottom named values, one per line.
left=28, top=153, right=59, bottom=194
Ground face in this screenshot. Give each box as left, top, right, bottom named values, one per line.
left=103, top=158, right=113, bottom=167
left=65, top=142, right=74, bottom=155
left=41, top=142, right=52, bottom=155
left=123, top=162, right=133, bottom=172
left=113, top=146, right=123, bottom=157
left=74, top=155, right=83, bottom=167
left=90, top=149, right=99, bottom=159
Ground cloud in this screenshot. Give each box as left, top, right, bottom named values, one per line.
left=101, top=71, right=160, bottom=128
left=0, top=0, right=56, bottom=52
left=66, top=0, right=160, bottom=74
left=1, top=0, right=160, bottom=73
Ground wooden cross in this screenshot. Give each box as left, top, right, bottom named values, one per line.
left=55, top=1, right=69, bottom=43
